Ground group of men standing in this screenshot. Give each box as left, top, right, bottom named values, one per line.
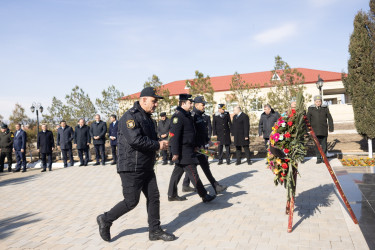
left=0, top=114, right=120, bottom=172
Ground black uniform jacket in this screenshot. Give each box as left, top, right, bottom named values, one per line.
left=117, top=101, right=160, bottom=172
left=0, top=129, right=14, bottom=153
left=307, top=105, right=334, bottom=136
left=212, top=112, right=232, bottom=145
left=74, top=125, right=91, bottom=150
left=192, top=107, right=210, bottom=147
left=232, top=112, right=250, bottom=146
left=37, top=130, right=55, bottom=154
left=170, top=106, right=198, bottom=165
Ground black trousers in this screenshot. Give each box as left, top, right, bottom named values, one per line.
left=315, top=136, right=328, bottom=159
left=78, top=148, right=89, bottom=165
left=41, top=153, right=52, bottom=170
left=218, top=144, right=230, bottom=162
left=111, top=145, right=117, bottom=163
left=161, top=150, right=171, bottom=163
left=235, top=146, right=251, bottom=163
left=0, top=151, right=12, bottom=171
left=15, top=150, right=26, bottom=171
left=183, top=154, right=217, bottom=188
left=264, top=139, right=269, bottom=149
left=104, top=170, right=161, bottom=231
left=168, top=164, right=207, bottom=198
left=61, top=149, right=74, bottom=166
left=94, top=144, right=105, bottom=163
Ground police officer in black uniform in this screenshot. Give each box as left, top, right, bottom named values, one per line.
left=0, top=124, right=14, bottom=172
left=167, top=94, right=216, bottom=203
left=307, top=95, right=334, bottom=164
left=212, top=104, right=232, bottom=165
left=182, top=96, right=228, bottom=194
left=97, top=87, right=175, bottom=242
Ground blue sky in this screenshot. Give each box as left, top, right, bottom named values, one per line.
left=0, top=0, right=371, bottom=121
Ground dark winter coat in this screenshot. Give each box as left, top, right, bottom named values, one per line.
left=232, top=112, right=250, bottom=146
left=117, top=101, right=160, bottom=172
left=170, top=106, right=198, bottom=165
left=258, top=109, right=280, bottom=139
left=193, top=107, right=210, bottom=147
left=212, top=112, right=232, bottom=145
left=307, top=105, right=334, bottom=136
left=37, top=130, right=55, bottom=154
left=157, top=118, right=171, bottom=139
left=0, top=129, right=14, bottom=153
left=90, top=121, right=107, bottom=145
left=13, top=129, right=27, bottom=151
left=74, top=125, right=91, bottom=150
left=57, top=126, right=74, bottom=150
left=109, top=122, right=118, bottom=146
left=203, top=114, right=212, bottom=140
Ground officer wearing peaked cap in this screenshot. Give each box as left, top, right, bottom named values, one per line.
left=167, top=93, right=216, bottom=203
left=97, top=86, right=176, bottom=242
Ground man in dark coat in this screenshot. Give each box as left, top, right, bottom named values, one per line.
left=212, top=104, right=232, bottom=165
left=74, top=119, right=91, bottom=166
left=37, top=124, right=55, bottom=172
left=90, top=114, right=107, bottom=166
left=0, top=124, right=14, bottom=172
left=307, top=95, right=334, bottom=164
left=157, top=112, right=171, bottom=165
left=57, top=120, right=74, bottom=168
left=258, top=104, right=280, bottom=149
left=232, top=106, right=251, bottom=165
left=167, top=94, right=216, bottom=203
left=109, top=114, right=118, bottom=165
left=182, top=96, right=228, bottom=194
left=13, top=123, right=27, bottom=172
left=97, top=87, right=175, bottom=242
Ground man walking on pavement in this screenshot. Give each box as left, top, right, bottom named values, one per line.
left=0, top=124, right=14, bottom=172
left=37, top=124, right=55, bottom=172
left=97, top=87, right=175, bottom=242
left=182, top=96, right=228, bottom=194
left=213, top=104, right=232, bottom=165
left=307, top=95, right=334, bottom=164
left=167, top=94, right=216, bottom=203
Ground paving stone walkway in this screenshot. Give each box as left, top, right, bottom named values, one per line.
left=0, top=158, right=369, bottom=249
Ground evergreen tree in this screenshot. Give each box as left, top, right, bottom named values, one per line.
left=9, top=103, right=29, bottom=130
left=187, top=71, right=216, bottom=114
left=65, top=86, right=97, bottom=122
left=343, top=7, right=375, bottom=157
left=96, top=85, right=125, bottom=120
left=43, top=97, right=74, bottom=125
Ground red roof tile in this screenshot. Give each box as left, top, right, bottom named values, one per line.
left=122, top=68, right=343, bottom=100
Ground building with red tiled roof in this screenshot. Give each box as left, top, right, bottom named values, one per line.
left=119, top=68, right=353, bottom=122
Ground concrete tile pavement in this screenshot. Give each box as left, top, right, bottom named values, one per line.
left=0, top=158, right=369, bottom=249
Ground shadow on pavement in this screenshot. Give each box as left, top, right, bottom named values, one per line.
left=293, top=184, right=334, bottom=231
left=0, top=213, right=42, bottom=240
left=0, top=174, right=40, bottom=187
left=111, top=227, right=149, bottom=241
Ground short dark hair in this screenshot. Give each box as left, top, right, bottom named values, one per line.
left=179, top=100, right=190, bottom=107
left=264, top=104, right=272, bottom=109
left=60, top=120, right=66, bottom=124
left=110, top=114, right=117, bottom=120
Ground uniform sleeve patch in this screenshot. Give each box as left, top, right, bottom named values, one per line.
left=126, top=120, right=135, bottom=129
left=173, top=117, right=178, bottom=124
left=11, top=133, right=14, bottom=138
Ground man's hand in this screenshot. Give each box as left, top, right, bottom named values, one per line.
left=21, top=149, right=24, bottom=153
left=87, top=143, right=90, bottom=146
left=159, top=140, right=169, bottom=150
left=57, top=146, right=60, bottom=150
left=13, top=148, right=15, bottom=153
left=74, top=144, right=77, bottom=147
left=37, top=149, right=40, bottom=152
left=161, top=134, right=167, bottom=139
left=94, top=136, right=99, bottom=140
left=52, top=147, right=55, bottom=151
left=245, top=137, right=249, bottom=140
left=172, top=155, right=179, bottom=162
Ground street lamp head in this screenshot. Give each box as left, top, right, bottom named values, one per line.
left=30, top=105, right=35, bottom=113
left=40, top=106, right=44, bottom=113
left=316, top=74, right=324, bottom=89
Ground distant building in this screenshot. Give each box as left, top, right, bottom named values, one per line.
left=120, top=68, right=353, bottom=123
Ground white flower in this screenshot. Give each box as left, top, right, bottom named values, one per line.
left=281, top=123, right=286, bottom=127
left=279, top=135, right=284, bottom=141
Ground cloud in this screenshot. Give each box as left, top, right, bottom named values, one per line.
left=254, top=23, right=298, bottom=45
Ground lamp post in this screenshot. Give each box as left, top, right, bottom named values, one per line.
left=30, top=103, right=43, bottom=159
left=316, top=74, right=324, bottom=99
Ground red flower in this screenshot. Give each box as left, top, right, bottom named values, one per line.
left=285, top=132, right=291, bottom=138
left=274, top=125, right=279, bottom=130
left=291, top=109, right=296, bottom=114
left=278, top=117, right=283, bottom=121
left=279, top=178, right=284, bottom=182
left=282, top=163, right=288, bottom=169
left=284, top=148, right=290, bottom=154
left=281, top=172, right=286, bottom=176
left=287, top=121, right=293, bottom=126
left=284, top=159, right=290, bottom=162
left=169, top=132, right=175, bottom=137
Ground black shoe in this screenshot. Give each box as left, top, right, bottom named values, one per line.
left=169, top=162, right=174, bottom=165
left=162, top=162, right=168, bottom=165
left=0, top=169, right=3, bottom=172
left=111, top=161, right=116, bottom=165
left=235, top=162, right=241, bottom=166
left=168, top=196, right=187, bottom=201
left=214, top=183, right=228, bottom=194
left=41, top=169, right=46, bottom=172
left=21, top=169, right=26, bottom=173
left=97, top=214, right=112, bottom=242
left=84, top=163, right=88, bottom=166
left=218, top=160, right=223, bottom=165
left=248, top=160, right=252, bottom=165
left=316, top=159, right=322, bottom=164
left=79, top=163, right=84, bottom=167
left=70, top=163, right=74, bottom=167
left=101, top=162, right=105, bottom=166
left=49, top=168, right=52, bottom=171
left=8, top=168, right=12, bottom=172
left=149, top=229, right=176, bottom=241
left=94, top=162, right=100, bottom=166
left=202, top=194, right=216, bottom=203
left=13, top=169, right=20, bottom=173
left=182, top=186, right=195, bottom=192
left=64, top=165, right=68, bottom=168
left=226, top=161, right=231, bottom=165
